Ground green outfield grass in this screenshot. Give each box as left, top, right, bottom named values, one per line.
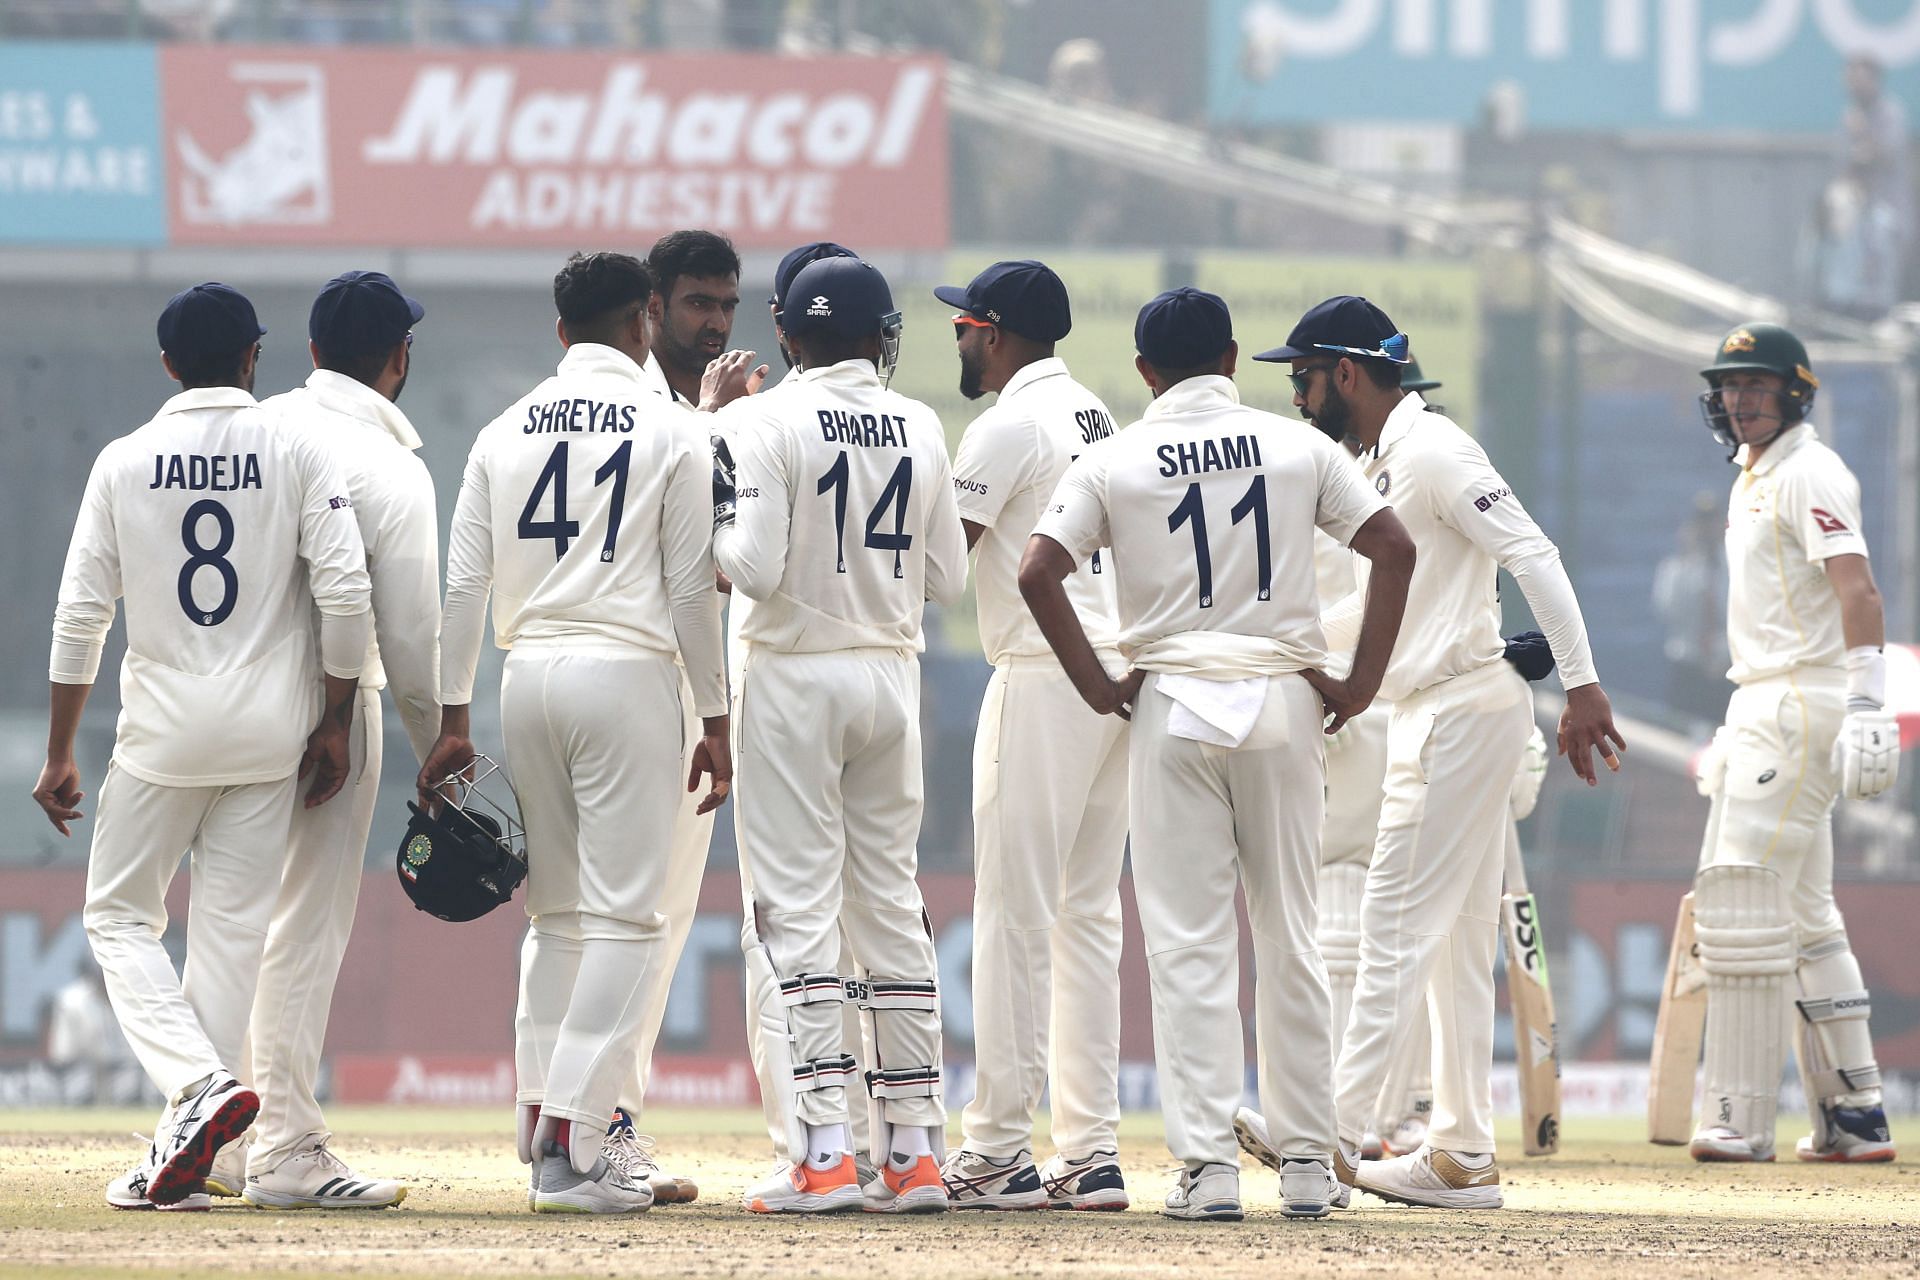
left=1, top=1107, right=1916, bottom=1279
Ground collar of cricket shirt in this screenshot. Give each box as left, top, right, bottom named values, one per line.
left=796, top=358, right=884, bottom=388
left=999, top=356, right=1070, bottom=402
left=1370, top=389, right=1430, bottom=461
left=1149, top=373, right=1240, bottom=417
left=160, top=386, right=257, bottom=416
left=558, top=342, right=648, bottom=385
left=1737, top=421, right=1814, bottom=477
left=303, top=368, right=422, bottom=451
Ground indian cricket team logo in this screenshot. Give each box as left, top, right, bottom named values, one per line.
left=401, top=832, right=432, bottom=881
left=1374, top=470, right=1391, bottom=497
left=1723, top=329, right=1757, bottom=355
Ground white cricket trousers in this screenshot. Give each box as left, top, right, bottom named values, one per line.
left=1335, top=661, right=1530, bottom=1155
left=505, top=647, right=681, bottom=1130
left=83, top=762, right=297, bottom=1101
left=735, top=647, right=943, bottom=1134
left=617, top=665, right=717, bottom=1117
left=249, top=688, right=381, bottom=1170
left=1130, top=672, right=1333, bottom=1167
left=962, top=657, right=1128, bottom=1160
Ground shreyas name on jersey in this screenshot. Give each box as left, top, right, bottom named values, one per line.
left=1157, top=434, right=1263, bottom=478
left=149, top=452, right=263, bottom=491
left=523, top=398, right=639, bottom=434
left=819, top=409, right=910, bottom=448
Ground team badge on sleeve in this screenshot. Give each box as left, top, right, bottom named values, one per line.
left=1811, top=507, right=1849, bottom=534
left=1375, top=471, right=1392, bottom=497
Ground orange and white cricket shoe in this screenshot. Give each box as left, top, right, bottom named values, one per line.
left=745, top=1156, right=864, bottom=1215
left=863, top=1153, right=951, bottom=1215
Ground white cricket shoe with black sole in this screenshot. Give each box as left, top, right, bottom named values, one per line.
left=1162, top=1162, right=1242, bottom=1222
left=243, top=1138, right=408, bottom=1209
left=941, top=1148, right=1046, bottom=1210
left=1039, top=1150, right=1129, bottom=1211
left=146, top=1070, right=260, bottom=1206
left=1356, top=1147, right=1503, bottom=1209
left=1233, top=1107, right=1352, bottom=1210
left=531, top=1146, right=652, bottom=1215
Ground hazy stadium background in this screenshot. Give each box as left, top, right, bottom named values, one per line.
left=2, top=0, right=1917, bottom=1124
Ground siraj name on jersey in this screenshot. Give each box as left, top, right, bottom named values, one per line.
left=1156, top=434, right=1263, bottom=478
left=819, top=409, right=909, bottom=448
left=149, top=452, right=262, bottom=490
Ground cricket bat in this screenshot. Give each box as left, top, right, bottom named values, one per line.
left=1647, top=891, right=1707, bottom=1145
left=1502, top=824, right=1561, bottom=1156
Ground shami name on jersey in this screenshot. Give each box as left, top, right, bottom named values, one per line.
left=1156, top=434, right=1262, bottom=478
left=819, top=409, right=908, bottom=447
left=149, top=452, right=262, bottom=490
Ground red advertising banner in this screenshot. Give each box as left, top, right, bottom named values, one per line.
left=157, top=47, right=948, bottom=250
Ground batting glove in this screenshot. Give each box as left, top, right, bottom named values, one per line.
left=1509, top=724, right=1549, bottom=820
left=711, top=433, right=737, bottom=530
left=1693, top=725, right=1732, bottom=798
left=1832, top=708, right=1899, bottom=800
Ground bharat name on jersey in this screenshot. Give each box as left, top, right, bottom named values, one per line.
left=713, top=358, right=968, bottom=656
left=1033, top=375, right=1383, bottom=675
left=951, top=357, right=1120, bottom=665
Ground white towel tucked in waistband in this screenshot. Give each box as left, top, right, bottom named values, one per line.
left=1158, top=673, right=1268, bottom=748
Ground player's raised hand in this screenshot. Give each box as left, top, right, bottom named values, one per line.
left=689, top=715, right=733, bottom=815
left=699, top=349, right=769, bottom=411
left=31, top=758, right=85, bottom=835
left=1558, top=682, right=1626, bottom=786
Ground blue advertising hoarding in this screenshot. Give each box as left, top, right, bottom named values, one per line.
left=1210, top=0, right=1920, bottom=132
left=0, top=43, right=165, bottom=244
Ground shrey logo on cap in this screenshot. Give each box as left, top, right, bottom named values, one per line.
left=807, top=295, right=832, bottom=316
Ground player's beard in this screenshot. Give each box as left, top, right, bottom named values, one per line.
left=1307, top=383, right=1351, bottom=442
left=389, top=369, right=408, bottom=403
left=958, top=345, right=986, bottom=400
left=655, top=311, right=725, bottom=376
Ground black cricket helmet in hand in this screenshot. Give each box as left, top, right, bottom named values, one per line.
left=398, top=754, right=528, bottom=922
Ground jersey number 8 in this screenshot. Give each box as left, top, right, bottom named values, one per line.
left=178, top=498, right=238, bottom=627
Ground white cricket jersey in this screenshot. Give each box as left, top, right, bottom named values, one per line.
left=49, top=387, right=372, bottom=787
left=439, top=343, right=726, bottom=716
left=952, top=357, right=1121, bottom=664
left=262, top=370, right=443, bottom=759
left=1339, top=393, right=1598, bottom=703
left=1313, top=530, right=1360, bottom=679
left=1032, top=376, right=1383, bottom=677
left=712, top=359, right=968, bottom=654
left=640, top=351, right=693, bottom=408
left=1724, top=422, right=1869, bottom=684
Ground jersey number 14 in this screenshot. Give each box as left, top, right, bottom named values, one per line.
left=817, top=451, right=912, bottom=579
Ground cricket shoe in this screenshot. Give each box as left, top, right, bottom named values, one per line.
left=147, top=1070, right=259, bottom=1205
left=1689, top=1126, right=1775, bottom=1163
left=940, top=1147, right=1046, bottom=1210
left=106, top=1138, right=209, bottom=1212
left=1797, top=1105, right=1895, bottom=1163
left=1039, top=1149, right=1128, bottom=1211
left=1278, top=1158, right=1335, bottom=1219
left=863, top=1152, right=950, bottom=1214
left=1384, top=1105, right=1431, bottom=1157
left=204, top=1136, right=248, bottom=1199
left=1359, top=1130, right=1385, bottom=1160
left=242, top=1137, right=407, bottom=1209
left=1162, top=1162, right=1242, bottom=1222
left=602, top=1109, right=698, bottom=1203
left=745, top=1156, right=864, bottom=1214
left=1234, top=1107, right=1351, bottom=1210
left=531, top=1145, right=651, bottom=1214
left=1356, top=1147, right=1503, bottom=1209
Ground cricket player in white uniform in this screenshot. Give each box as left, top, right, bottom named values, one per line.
left=713, top=256, right=968, bottom=1215
left=421, top=251, right=730, bottom=1214
left=1687, top=323, right=1897, bottom=1164
left=34, top=283, right=372, bottom=1210
left=1251, top=296, right=1623, bottom=1209
left=931, top=260, right=1131, bottom=1212
left=1024, top=288, right=1416, bottom=1222
left=225, top=271, right=441, bottom=1211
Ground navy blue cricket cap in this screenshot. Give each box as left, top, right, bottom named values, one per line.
left=156, top=282, right=265, bottom=362
left=1134, top=287, right=1232, bottom=369
left=779, top=256, right=899, bottom=338
left=933, top=259, right=1072, bottom=342
left=771, top=241, right=856, bottom=309
left=1254, top=294, right=1410, bottom=364
left=309, top=269, right=424, bottom=358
